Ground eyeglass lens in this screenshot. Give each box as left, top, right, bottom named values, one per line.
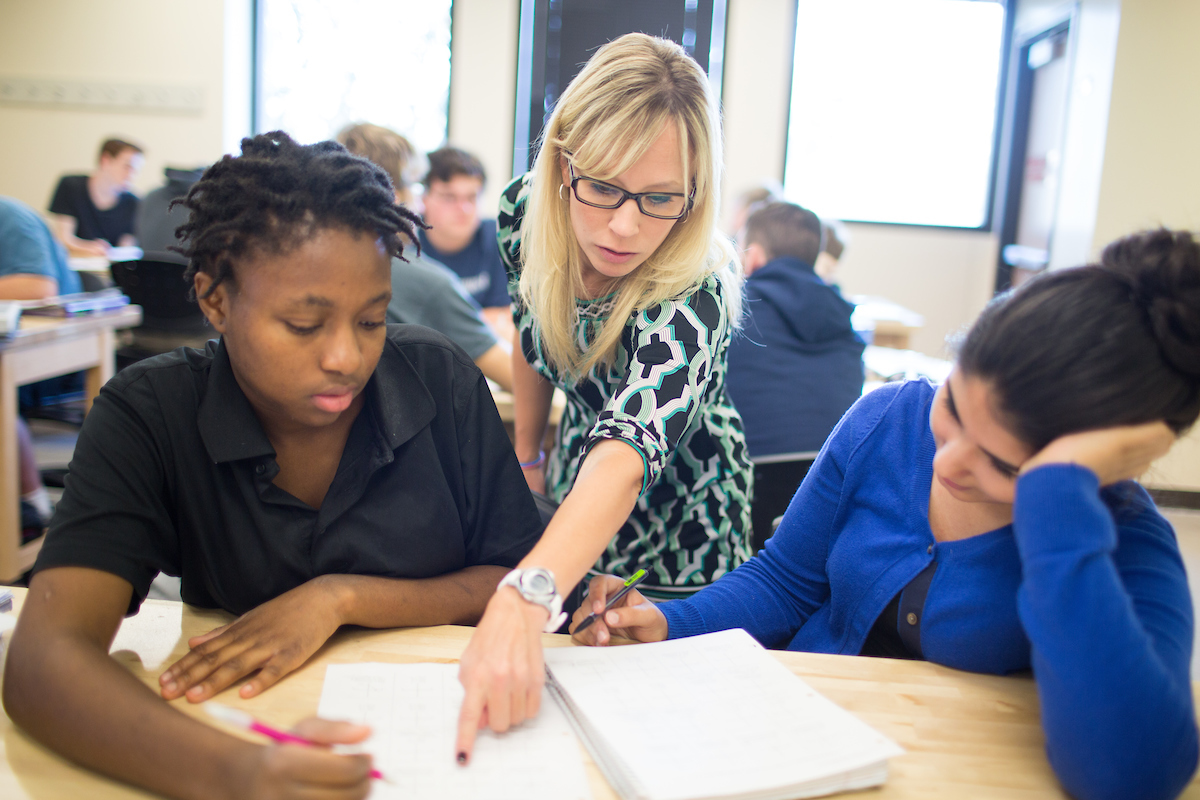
left=573, top=178, right=687, bottom=219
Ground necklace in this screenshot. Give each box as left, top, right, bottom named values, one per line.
left=576, top=294, right=618, bottom=320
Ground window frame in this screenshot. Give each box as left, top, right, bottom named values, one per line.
left=780, top=0, right=1015, bottom=232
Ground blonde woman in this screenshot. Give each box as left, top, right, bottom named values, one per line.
left=455, top=33, right=752, bottom=759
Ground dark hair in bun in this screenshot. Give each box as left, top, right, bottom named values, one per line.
left=958, top=228, right=1200, bottom=451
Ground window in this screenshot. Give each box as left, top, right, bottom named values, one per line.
left=783, top=0, right=1007, bottom=228
left=256, top=0, right=453, bottom=153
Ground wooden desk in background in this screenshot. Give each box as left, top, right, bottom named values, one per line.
left=850, top=296, right=925, bottom=351
left=4, top=587, right=1196, bottom=799
left=0, top=306, right=142, bottom=583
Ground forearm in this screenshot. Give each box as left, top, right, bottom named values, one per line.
left=52, top=215, right=102, bottom=255
left=474, top=344, right=513, bottom=392
left=329, top=566, right=511, bottom=628
left=1014, top=466, right=1197, bottom=800
left=512, top=334, right=553, bottom=462
left=482, top=306, right=516, bottom=348
left=659, top=553, right=812, bottom=647
left=4, top=627, right=253, bottom=800
left=0, top=273, right=58, bottom=300
left=517, top=439, right=644, bottom=592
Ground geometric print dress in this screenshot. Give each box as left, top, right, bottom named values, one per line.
left=498, top=175, right=753, bottom=599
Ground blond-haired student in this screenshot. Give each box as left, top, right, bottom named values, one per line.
left=455, top=32, right=753, bottom=760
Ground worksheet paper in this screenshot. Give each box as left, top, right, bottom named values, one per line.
left=317, top=662, right=591, bottom=800
left=544, top=628, right=905, bottom=800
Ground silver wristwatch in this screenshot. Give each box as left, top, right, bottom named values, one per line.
left=497, top=568, right=567, bottom=633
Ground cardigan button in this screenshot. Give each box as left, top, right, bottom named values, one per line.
left=906, top=612, right=918, bottom=626
left=255, top=463, right=265, bottom=475
left=927, top=544, right=934, bottom=554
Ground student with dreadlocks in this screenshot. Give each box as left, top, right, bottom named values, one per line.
left=3, top=132, right=543, bottom=800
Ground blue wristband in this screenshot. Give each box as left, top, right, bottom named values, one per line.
left=519, top=450, right=546, bottom=470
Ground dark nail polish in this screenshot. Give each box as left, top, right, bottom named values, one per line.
left=457, top=752, right=468, bottom=765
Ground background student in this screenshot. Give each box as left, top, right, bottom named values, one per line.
left=48, top=137, right=143, bottom=257
left=0, top=195, right=82, bottom=539
left=455, top=33, right=753, bottom=761
left=573, top=228, right=1200, bottom=800
left=337, top=124, right=513, bottom=391
left=4, top=132, right=544, bottom=800
left=418, top=146, right=515, bottom=344
left=726, top=200, right=864, bottom=549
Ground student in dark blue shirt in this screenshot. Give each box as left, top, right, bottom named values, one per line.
left=725, top=201, right=864, bottom=547
left=418, top=147, right=514, bottom=344
left=578, top=229, right=1200, bottom=800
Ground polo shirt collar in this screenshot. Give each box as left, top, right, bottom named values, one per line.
left=197, top=335, right=438, bottom=465
left=367, top=335, right=437, bottom=450
left=198, top=338, right=276, bottom=464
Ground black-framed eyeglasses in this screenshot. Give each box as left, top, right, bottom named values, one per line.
left=567, top=163, right=693, bottom=220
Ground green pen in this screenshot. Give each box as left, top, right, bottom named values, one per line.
left=575, top=569, right=648, bottom=632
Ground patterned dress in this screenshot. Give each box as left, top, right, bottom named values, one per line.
left=498, top=175, right=753, bottom=598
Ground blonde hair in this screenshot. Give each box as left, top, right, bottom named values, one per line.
left=335, top=123, right=426, bottom=206
left=519, top=33, right=741, bottom=380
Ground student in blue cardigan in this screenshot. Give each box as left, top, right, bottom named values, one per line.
left=572, top=228, right=1200, bottom=800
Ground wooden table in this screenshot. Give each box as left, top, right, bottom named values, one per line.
left=850, top=296, right=925, bottom=351
left=3, top=588, right=1196, bottom=799
left=0, top=306, right=142, bottom=582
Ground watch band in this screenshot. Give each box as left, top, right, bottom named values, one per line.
left=498, top=568, right=567, bottom=633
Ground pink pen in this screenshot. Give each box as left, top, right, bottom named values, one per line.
left=205, top=702, right=388, bottom=781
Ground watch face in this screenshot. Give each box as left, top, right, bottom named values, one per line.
left=522, top=570, right=554, bottom=596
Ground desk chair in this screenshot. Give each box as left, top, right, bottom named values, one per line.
left=110, top=256, right=212, bottom=368
left=750, top=452, right=817, bottom=552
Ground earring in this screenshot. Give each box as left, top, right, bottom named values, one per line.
left=559, top=184, right=567, bottom=201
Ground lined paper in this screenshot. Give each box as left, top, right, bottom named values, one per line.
left=318, top=662, right=591, bottom=800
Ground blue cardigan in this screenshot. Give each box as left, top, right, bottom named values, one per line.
left=661, top=380, right=1198, bottom=800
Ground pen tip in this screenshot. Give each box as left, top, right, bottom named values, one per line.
left=457, top=751, right=468, bottom=765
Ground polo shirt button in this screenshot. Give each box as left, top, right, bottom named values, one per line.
left=927, top=544, right=934, bottom=554
left=255, top=464, right=265, bottom=475
left=906, top=612, right=918, bottom=626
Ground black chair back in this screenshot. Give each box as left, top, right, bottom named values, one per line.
left=110, top=259, right=208, bottom=333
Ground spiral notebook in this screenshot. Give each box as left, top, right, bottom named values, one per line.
left=543, top=628, right=904, bottom=800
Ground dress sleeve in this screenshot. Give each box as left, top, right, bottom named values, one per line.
left=1013, top=465, right=1198, bottom=800
left=496, top=175, right=529, bottom=306
left=586, top=280, right=729, bottom=494
left=659, top=382, right=896, bottom=646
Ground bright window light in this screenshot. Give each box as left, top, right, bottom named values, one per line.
left=783, top=0, right=1006, bottom=228
left=258, top=0, right=452, bottom=153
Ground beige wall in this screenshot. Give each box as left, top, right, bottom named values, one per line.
left=0, top=0, right=233, bottom=212
left=1089, top=0, right=1200, bottom=490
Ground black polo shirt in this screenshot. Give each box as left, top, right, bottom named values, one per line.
left=48, top=175, right=139, bottom=244
left=34, top=326, right=542, bottom=616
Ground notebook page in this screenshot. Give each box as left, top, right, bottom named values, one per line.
left=544, top=629, right=903, bottom=800
left=318, top=663, right=591, bottom=800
